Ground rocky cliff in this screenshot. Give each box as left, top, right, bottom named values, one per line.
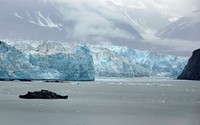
left=178, top=49, right=200, bottom=80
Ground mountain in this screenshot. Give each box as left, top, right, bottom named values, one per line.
left=0, top=0, right=67, bottom=41
left=0, top=40, right=95, bottom=81
left=0, top=0, right=143, bottom=43
left=178, top=49, right=200, bottom=80
left=156, top=10, right=200, bottom=41
left=1, top=39, right=188, bottom=79
left=109, top=0, right=171, bottom=38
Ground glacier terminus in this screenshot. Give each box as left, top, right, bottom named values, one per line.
left=0, top=40, right=188, bottom=81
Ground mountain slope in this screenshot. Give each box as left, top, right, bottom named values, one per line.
left=178, top=49, right=200, bottom=80
left=156, top=10, right=200, bottom=41
left=0, top=0, right=66, bottom=41
left=108, top=0, right=172, bottom=38
left=0, top=0, right=143, bottom=42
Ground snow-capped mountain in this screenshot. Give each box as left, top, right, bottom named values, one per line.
left=0, top=0, right=143, bottom=43
left=0, top=0, right=67, bottom=41
left=1, top=39, right=187, bottom=79
left=109, top=0, right=172, bottom=38
left=156, top=10, right=200, bottom=41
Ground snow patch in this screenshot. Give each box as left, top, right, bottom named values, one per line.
left=168, top=17, right=178, bottom=22
left=27, top=11, right=63, bottom=30
left=14, top=12, right=24, bottom=19
left=110, top=0, right=147, bottom=9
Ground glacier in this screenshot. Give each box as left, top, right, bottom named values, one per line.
left=0, top=40, right=95, bottom=81
left=0, top=39, right=188, bottom=80
left=91, top=45, right=187, bottom=78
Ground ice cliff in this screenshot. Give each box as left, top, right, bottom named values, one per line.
left=0, top=41, right=95, bottom=81
left=91, top=45, right=187, bottom=78
left=0, top=40, right=188, bottom=80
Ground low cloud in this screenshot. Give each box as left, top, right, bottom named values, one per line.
left=146, top=38, right=200, bottom=56
left=53, top=0, right=200, bottom=42
left=113, top=0, right=200, bottom=17
left=53, top=0, right=139, bottom=42
left=51, top=0, right=199, bottom=56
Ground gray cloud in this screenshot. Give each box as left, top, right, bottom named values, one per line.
left=1, top=0, right=197, bottom=56
left=53, top=0, right=142, bottom=42
left=53, top=0, right=200, bottom=41
left=111, top=0, right=200, bottom=17
left=145, top=38, right=200, bottom=56
left=50, top=0, right=200, bottom=56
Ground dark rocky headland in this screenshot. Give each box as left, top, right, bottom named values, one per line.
left=178, top=49, right=200, bottom=80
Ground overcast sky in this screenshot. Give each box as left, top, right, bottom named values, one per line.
left=55, top=0, right=200, bottom=17
left=119, top=0, right=200, bottom=16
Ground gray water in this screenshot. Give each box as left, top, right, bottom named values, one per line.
left=0, top=78, right=200, bottom=125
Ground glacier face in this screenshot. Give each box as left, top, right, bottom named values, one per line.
left=0, top=40, right=188, bottom=80
left=0, top=41, right=95, bottom=81
left=91, top=45, right=188, bottom=78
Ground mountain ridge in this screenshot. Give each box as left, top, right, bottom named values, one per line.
left=0, top=0, right=143, bottom=43
left=156, top=10, right=200, bottom=41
